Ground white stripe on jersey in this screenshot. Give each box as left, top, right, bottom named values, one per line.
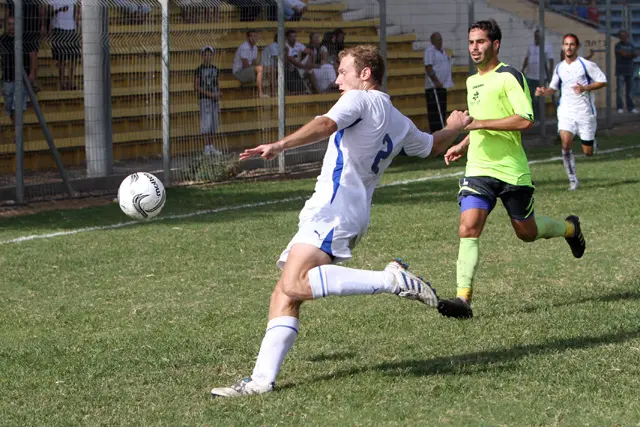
left=550, top=57, right=607, bottom=117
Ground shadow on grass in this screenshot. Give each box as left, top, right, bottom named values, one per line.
left=306, top=351, right=357, bottom=363
left=481, top=290, right=640, bottom=319
left=279, top=328, right=640, bottom=390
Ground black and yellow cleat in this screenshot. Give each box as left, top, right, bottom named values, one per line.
left=437, top=297, right=473, bottom=319
left=565, top=215, right=585, bottom=258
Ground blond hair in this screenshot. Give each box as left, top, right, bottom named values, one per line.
left=338, top=44, right=385, bottom=86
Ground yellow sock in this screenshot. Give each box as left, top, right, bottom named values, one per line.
left=564, top=220, right=575, bottom=238
left=456, top=287, right=473, bottom=303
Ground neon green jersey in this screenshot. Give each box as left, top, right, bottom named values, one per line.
left=466, top=62, right=534, bottom=186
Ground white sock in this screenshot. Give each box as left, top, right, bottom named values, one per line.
left=562, top=149, right=577, bottom=182
left=308, top=265, right=396, bottom=298
left=251, top=316, right=299, bottom=386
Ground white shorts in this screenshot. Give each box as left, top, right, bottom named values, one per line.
left=276, top=206, right=366, bottom=270
left=557, top=114, right=597, bottom=141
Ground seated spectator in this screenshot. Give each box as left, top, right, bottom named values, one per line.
left=284, top=29, right=306, bottom=94
left=322, top=28, right=345, bottom=73
left=49, top=0, right=81, bottom=91
left=587, top=0, right=600, bottom=24
left=174, top=0, right=219, bottom=24
left=0, top=16, right=29, bottom=127
left=195, top=46, right=220, bottom=155
left=225, top=0, right=276, bottom=22
left=261, top=33, right=279, bottom=69
left=302, top=32, right=337, bottom=93
left=232, top=30, right=267, bottom=98
left=284, top=0, right=306, bottom=21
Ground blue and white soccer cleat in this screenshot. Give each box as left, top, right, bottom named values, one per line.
left=211, top=376, right=274, bottom=398
left=385, top=258, right=439, bottom=307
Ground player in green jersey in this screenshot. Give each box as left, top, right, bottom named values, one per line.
left=437, top=20, right=586, bottom=319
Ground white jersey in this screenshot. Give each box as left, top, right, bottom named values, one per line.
left=550, top=57, right=607, bottom=117
left=304, top=90, right=433, bottom=234
left=232, top=41, right=258, bottom=74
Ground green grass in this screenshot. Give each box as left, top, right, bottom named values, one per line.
left=1, top=135, right=640, bottom=426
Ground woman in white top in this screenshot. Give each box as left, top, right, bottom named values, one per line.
left=303, top=32, right=337, bottom=93
left=49, top=0, right=80, bottom=90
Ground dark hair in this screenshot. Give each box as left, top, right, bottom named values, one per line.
left=333, top=28, right=345, bottom=37
left=285, top=29, right=297, bottom=37
left=338, top=44, right=385, bottom=86
left=469, top=19, right=502, bottom=45
left=246, top=30, right=257, bottom=37
left=563, top=33, right=580, bottom=46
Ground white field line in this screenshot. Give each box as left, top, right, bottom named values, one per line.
left=1, top=144, right=639, bottom=245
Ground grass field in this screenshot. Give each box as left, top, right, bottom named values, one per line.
left=1, top=135, right=640, bottom=426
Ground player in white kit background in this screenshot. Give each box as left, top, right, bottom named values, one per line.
left=536, top=33, right=607, bottom=190
left=210, top=45, right=473, bottom=397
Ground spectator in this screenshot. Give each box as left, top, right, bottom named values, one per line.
left=261, top=33, right=279, bottom=69
left=322, top=28, right=345, bottom=74
left=521, top=29, right=554, bottom=120
left=225, top=0, right=276, bottom=22
left=615, top=30, right=638, bottom=113
left=0, top=16, right=29, bottom=127
left=283, top=0, right=306, bottom=20
left=587, top=0, right=600, bottom=24
left=49, top=0, right=81, bottom=91
left=423, top=32, right=453, bottom=132
left=302, top=32, right=337, bottom=93
left=175, top=0, right=218, bottom=24
left=232, top=30, right=266, bottom=98
left=284, top=28, right=306, bottom=94
left=114, top=0, right=152, bottom=24
left=4, top=0, right=45, bottom=91
left=195, top=46, right=220, bottom=155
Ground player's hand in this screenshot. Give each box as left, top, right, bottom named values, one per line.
left=444, top=143, right=467, bottom=165
left=446, top=110, right=473, bottom=131
left=572, top=84, right=586, bottom=94
left=239, top=141, right=284, bottom=161
left=535, top=87, right=546, bottom=96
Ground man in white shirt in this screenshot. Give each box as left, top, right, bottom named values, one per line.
left=49, top=0, right=80, bottom=90
left=424, top=32, right=454, bottom=132
left=536, top=33, right=607, bottom=190
left=232, top=30, right=266, bottom=98
left=521, top=30, right=554, bottom=121
left=210, top=44, right=472, bottom=398
left=284, top=29, right=307, bottom=94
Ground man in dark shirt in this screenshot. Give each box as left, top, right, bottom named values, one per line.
left=615, top=30, right=638, bottom=113
left=194, top=45, right=220, bottom=155
left=0, top=16, right=29, bottom=126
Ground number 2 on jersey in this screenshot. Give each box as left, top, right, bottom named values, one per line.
left=371, top=134, right=394, bottom=174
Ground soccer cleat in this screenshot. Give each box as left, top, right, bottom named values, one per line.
left=211, top=376, right=274, bottom=398
left=565, top=215, right=586, bottom=259
left=632, top=108, right=639, bottom=114
left=385, top=258, right=439, bottom=307
left=568, top=180, right=579, bottom=191
left=437, top=297, right=473, bottom=319
left=617, top=108, right=624, bottom=114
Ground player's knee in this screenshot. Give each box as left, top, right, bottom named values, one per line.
left=515, top=228, right=537, bottom=242
left=279, top=275, right=306, bottom=300
left=459, top=223, right=482, bottom=238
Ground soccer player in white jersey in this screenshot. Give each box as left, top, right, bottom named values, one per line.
left=536, top=33, right=607, bottom=190
left=210, top=45, right=472, bottom=397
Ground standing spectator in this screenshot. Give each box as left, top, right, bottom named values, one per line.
left=521, top=29, right=554, bottom=120
left=49, top=0, right=81, bottom=90
left=284, top=29, right=306, bottom=94
left=195, top=46, right=220, bottom=156
left=587, top=0, right=600, bottom=25
left=0, top=16, right=29, bottom=127
left=4, top=0, right=45, bottom=91
left=615, top=30, right=638, bottom=113
left=232, top=30, right=266, bottom=98
left=423, top=32, right=453, bottom=132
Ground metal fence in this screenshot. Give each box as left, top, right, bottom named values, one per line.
left=0, top=0, right=633, bottom=203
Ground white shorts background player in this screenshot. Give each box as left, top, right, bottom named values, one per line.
left=536, top=33, right=607, bottom=191
left=210, top=45, right=473, bottom=397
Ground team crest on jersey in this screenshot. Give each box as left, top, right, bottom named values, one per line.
left=472, top=91, right=480, bottom=102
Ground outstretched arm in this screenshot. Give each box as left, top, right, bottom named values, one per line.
left=465, top=114, right=533, bottom=132
left=536, top=86, right=557, bottom=97
left=240, top=117, right=337, bottom=160
left=429, top=110, right=473, bottom=156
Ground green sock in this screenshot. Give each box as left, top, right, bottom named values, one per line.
left=456, top=237, right=479, bottom=302
left=535, top=216, right=572, bottom=240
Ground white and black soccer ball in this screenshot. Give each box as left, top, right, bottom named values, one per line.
left=118, top=172, right=166, bottom=220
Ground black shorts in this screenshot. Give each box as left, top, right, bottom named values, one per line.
left=458, top=176, right=535, bottom=221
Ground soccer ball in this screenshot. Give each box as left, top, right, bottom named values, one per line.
left=118, top=172, right=166, bottom=220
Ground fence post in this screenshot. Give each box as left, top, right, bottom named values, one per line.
left=83, top=0, right=112, bottom=177
left=14, top=0, right=24, bottom=203
left=605, top=0, right=612, bottom=129
left=379, top=0, right=387, bottom=92
left=538, top=0, right=546, bottom=138
left=277, top=0, right=286, bottom=173
left=161, top=0, right=172, bottom=185
left=467, top=0, right=474, bottom=76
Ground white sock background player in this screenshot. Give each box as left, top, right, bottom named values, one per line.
left=210, top=45, right=473, bottom=397
left=536, top=33, right=607, bottom=191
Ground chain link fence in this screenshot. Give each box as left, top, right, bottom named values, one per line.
left=0, top=0, right=634, bottom=203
